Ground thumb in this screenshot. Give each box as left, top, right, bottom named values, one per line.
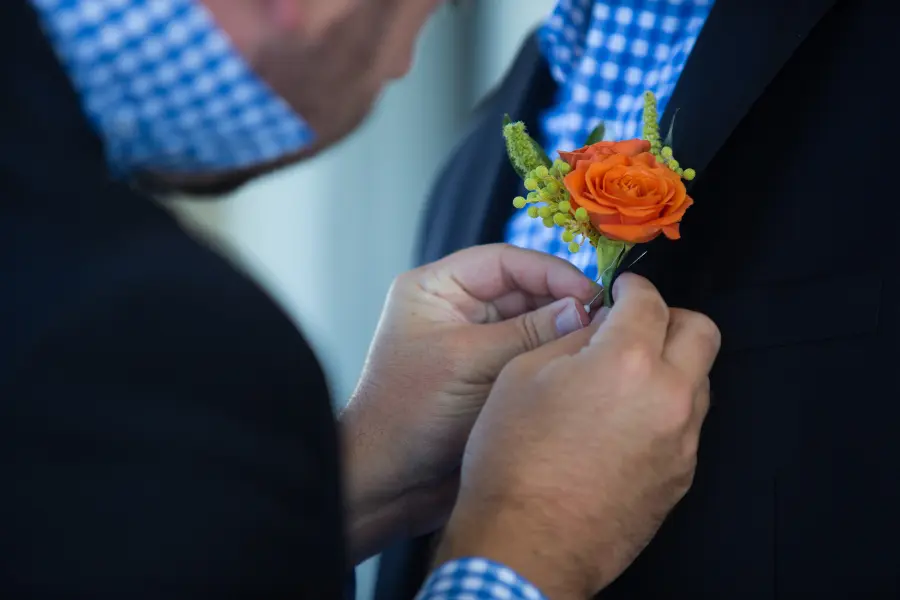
left=480, top=298, right=590, bottom=371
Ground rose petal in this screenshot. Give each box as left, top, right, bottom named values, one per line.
left=597, top=223, right=663, bottom=244
left=662, top=224, right=681, bottom=239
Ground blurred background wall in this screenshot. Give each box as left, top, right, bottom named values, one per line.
left=165, top=1, right=555, bottom=598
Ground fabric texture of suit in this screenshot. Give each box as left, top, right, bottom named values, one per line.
left=377, top=0, right=899, bottom=597
left=2, top=2, right=349, bottom=597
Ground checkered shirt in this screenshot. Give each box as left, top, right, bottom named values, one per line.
left=29, top=0, right=315, bottom=176
left=505, top=0, right=714, bottom=281
left=416, top=558, right=546, bottom=600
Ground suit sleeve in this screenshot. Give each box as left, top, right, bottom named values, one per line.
left=2, top=273, right=347, bottom=599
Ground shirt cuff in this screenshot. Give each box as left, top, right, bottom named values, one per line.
left=415, top=557, right=546, bottom=600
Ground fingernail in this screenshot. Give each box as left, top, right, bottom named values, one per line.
left=555, top=300, right=584, bottom=336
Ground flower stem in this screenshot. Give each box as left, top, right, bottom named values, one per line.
left=596, top=239, right=633, bottom=306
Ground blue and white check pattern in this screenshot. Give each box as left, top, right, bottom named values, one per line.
left=417, top=558, right=546, bottom=600
left=505, top=0, right=714, bottom=281
left=30, top=0, right=315, bottom=176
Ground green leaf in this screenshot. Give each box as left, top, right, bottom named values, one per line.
left=529, top=138, right=553, bottom=169
left=585, top=122, right=606, bottom=146
left=502, top=114, right=512, bottom=128
left=663, top=108, right=680, bottom=148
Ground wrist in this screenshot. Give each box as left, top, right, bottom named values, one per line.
left=435, top=495, right=597, bottom=600
left=339, top=405, right=409, bottom=565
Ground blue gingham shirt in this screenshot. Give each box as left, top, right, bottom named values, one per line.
left=416, top=558, right=545, bottom=600
left=30, top=0, right=314, bottom=176
left=505, top=0, right=714, bottom=281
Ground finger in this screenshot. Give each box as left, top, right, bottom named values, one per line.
left=489, top=292, right=555, bottom=319
left=588, top=273, right=671, bottom=355
left=433, top=244, right=599, bottom=314
left=476, top=298, right=592, bottom=373
left=691, top=377, right=711, bottom=431
left=516, top=310, right=604, bottom=365
left=662, top=308, right=722, bottom=384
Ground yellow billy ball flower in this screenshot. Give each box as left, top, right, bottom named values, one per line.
left=512, top=196, right=527, bottom=209
left=527, top=206, right=539, bottom=218
left=538, top=206, right=552, bottom=219
left=661, top=146, right=674, bottom=159
left=535, top=165, right=550, bottom=179
left=575, top=207, right=589, bottom=222
left=524, top=178, right=539, bottom=190
left=683, top=168, right=696, bottom=181
left=553, top=159, right=571, bottom=175
left=558, top=200, right=572, bottom=213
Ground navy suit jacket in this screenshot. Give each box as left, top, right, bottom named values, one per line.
left=2, top=2, right=351, bottom=597
left=378, top=0, right=900, bottom=598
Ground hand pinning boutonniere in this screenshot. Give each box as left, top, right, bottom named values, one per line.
left=503, top=91, right=695, bottom=305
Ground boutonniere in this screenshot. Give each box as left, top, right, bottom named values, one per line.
left=503, top=91, right=695, bottom=305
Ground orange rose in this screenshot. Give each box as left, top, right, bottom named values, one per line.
left=563, top=152, right=693, bottom=244
left=558, top=138, right=650, bottom=168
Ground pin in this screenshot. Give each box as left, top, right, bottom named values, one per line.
left=584, top=250, right=649, bottom=313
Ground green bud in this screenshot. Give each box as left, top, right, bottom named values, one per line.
left=562, top=230, right=575, bottom=243
left=538, top=206, right=552, bottom=219
left=503, top=121, right=552, bottom=178
left=544, top=181, right=559, bottom=194
left=661, top=146, right=674, bottom=158
left=554, top=160, right=572, bottom=175
left=535, top=165, right=550, bottom=179
left=539, top=186, right=555, bottom=200
left=575, top=207, right=589, bottom=222
left=558, top=200, right=572, bottom=213
left=512, top=196, right=527, bottom=209
left=668, top=159, right=680, bottom=170
left=542, top=216, right=555, bottom=228
left=568, top=242, right=581, bottom=253
left=524, top=178, right=539, bottom=191
left=553, top=213, right=569, bottom=226
left=527, top=206, right=539, bottom=218
left=527, top=191, right=540, bottom=202
left=683, top=168, right=696, bottom=181
left=675, top=167, right=684, bottom=176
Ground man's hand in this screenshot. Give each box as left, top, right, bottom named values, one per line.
left=339, top=244, right=599, bottom=564
left=435, top=274, right=721, bottom=599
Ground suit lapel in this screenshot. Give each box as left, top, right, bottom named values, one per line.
left=416, top=33, right=557, bottom=264
left=619, top=0, right=839, bottom=293
left=660, top=0, right=839, bottom=176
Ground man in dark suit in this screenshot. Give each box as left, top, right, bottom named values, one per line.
left=3, top=1, right=722, bottom=599
left=377, top=0, right=899, bottom=598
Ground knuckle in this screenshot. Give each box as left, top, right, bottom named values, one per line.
left=685, top=310, right=722, bottom=351
left=616, top=341, right=657, bottom=380
left=515, top=313, right=545, bottom=351
left=659, top=376, right=696, bottom=432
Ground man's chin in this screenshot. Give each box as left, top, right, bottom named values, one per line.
left=133, top=144, right=327, bottom=198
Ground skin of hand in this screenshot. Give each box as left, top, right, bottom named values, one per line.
left=434, top=274, right=722, bottom=599
left=338, top=243, right=600, bottom=565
